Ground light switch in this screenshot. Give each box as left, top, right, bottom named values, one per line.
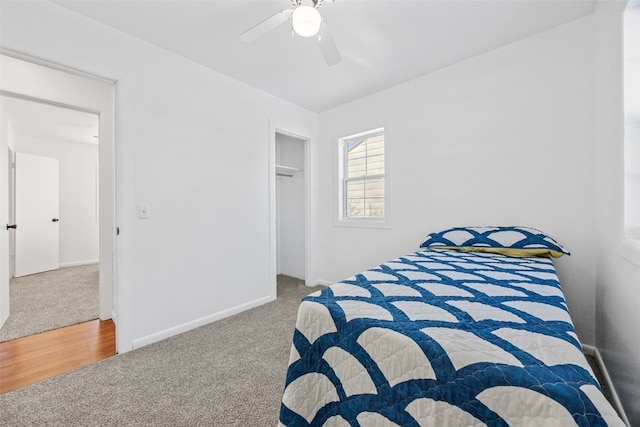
left=137, top=204, right=151, bottom=219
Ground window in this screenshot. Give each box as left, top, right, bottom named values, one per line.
left=338, top=128, right=388, bottom=226
left=624, top=5, right=640, bottom=239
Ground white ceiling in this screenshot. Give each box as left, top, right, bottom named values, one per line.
left=1, top=96, right=99, bottom=145
left=52, top=0, right=597, bottom=112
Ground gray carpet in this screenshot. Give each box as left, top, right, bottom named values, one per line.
left=0, top=264, right=99, bottom=342
left=0, top=275, right=323, bottom=426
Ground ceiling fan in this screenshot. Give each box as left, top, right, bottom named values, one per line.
left=239, top=0, right=341, bottom=66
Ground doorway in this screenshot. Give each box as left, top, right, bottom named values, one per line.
left=0, top=95, right=101, bottom=341
left=0, top=53, right=116, bottom=349
left=276, top=132, right=306, bottom=282
left=269, top=123, right=312, bottom=298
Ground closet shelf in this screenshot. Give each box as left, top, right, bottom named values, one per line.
left=276, top=164, right=303, bottom=178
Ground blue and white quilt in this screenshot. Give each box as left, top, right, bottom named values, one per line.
left=279, top=249, right=624, bottom=426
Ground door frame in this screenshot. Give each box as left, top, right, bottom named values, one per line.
left=8, top=147, right=15, bottom=279
left=269, top=120, right=313, bottom=296
left=0, top=52, right=116, bottom=334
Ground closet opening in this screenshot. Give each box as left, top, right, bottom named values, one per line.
left=274, top=131, right=309, bottom=293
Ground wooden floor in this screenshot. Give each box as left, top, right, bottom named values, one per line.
left=0, top=319, right=116, bottom=395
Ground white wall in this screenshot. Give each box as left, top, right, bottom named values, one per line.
left=16, top=135, right=99, bottom=267
left=593, top=1, right=639, bottom=425
left=316, top=16, right=598, bottom=344
left=276, top=133, right=305, bottom=279
left=0, top=1, right=317, bottom=351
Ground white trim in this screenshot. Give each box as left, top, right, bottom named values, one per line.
left=624, top=226, right=640, bottom=240
left=0, top=48, right=116, bottom=84
left=59, top=259, right=99, bottom=268
left=618, top=238, right=640, bottom=266
left=592, top=346, right=632, bottom=426
left=269, top=120, right=314, bottom=291
left=335, top=126, right=391, bottom=229
left=114, top=78, right=135, bottom=353
left=132, top=295, right=275, bottom=350
left=334, top=218, right=391, bottom=229
left=0, top=90, right=101, bottom=115
left=582, top=343, right=596, bottom=356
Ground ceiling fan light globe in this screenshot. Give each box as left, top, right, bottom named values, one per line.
left=292, top=6, right=322, bottom=37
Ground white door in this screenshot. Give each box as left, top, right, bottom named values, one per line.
left=15, top=152, right=59, bottom=277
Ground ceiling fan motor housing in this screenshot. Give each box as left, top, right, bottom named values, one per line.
left=292, top=5, right=322, bottom=37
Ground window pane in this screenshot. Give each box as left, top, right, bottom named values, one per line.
left=365, top=178, right=384, bottom=218
left=342, top=129, right=386, bottom=221
left=367, top=135, right=384, bottom=152
left=346, top=198, right=365, bottom=218
left=365, top=178, right=384, bottom=197
left=346, top=155, right=366, bottom=178
left=346, top=180, right=365, bottom=198
left=346, top=133, right=385, bottom=179
left=364, top=198, right=385, bottom=218
left=366, top=153, right=385, bottom=176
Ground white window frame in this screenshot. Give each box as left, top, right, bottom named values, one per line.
left=336, top=127, right=390, bottom=229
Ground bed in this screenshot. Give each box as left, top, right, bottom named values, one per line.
left=278, top=227, right=625, bottom=426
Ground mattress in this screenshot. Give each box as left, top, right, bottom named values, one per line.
left=278, top=248, right=624, bottom=426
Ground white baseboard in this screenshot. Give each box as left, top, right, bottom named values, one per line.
left=582, top=343, right=596, bottom=356
left=586, top=345, right=631, bottom=426
left=59, top=259, right=99, bottom=268
left=316, top=279, right=335, bottom=287
left=108, top=310, right=117, bottom=325
left=132, top=295, right=275, bottom=350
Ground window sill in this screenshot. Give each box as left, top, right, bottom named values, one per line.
left=618, top=238, right=640, bottom=266
left=335, top=219, right=391, bottom=230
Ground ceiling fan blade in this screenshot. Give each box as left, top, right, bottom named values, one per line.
left=319, top=21, right=341, bottom=66
left=240, top=9, right=293, bottom=43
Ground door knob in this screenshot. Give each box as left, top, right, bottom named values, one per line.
left=52, top=218, right=59, bottom=222
left=6, top=224, right=17, bottom=230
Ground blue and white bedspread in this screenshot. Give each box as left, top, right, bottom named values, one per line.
left=279, top=249, right=624, bottom=426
